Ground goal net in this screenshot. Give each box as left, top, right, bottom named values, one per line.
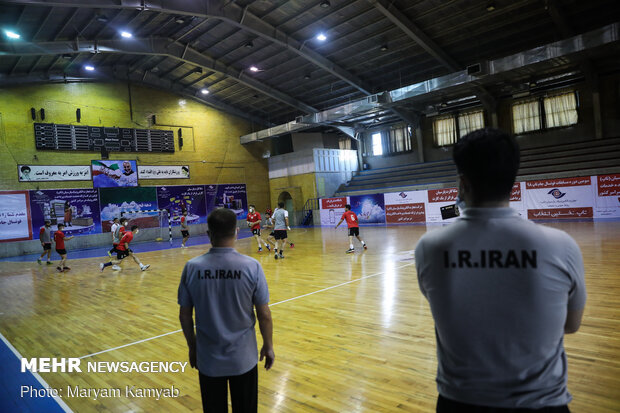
left=120, top=209, right=171, bottom=243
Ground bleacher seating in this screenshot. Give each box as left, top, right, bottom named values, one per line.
left=335, top=136, right=620, bottom=196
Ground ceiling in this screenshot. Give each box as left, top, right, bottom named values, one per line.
left=0, top=0, right=619, bottom=135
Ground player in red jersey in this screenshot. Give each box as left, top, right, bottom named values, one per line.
left=335, top=204, right=367, bottom=253
left=53, top=223, right=74, bottom=272
left=247, top=205, right=268, bottom=252
left=100, top=225, right=150, bottom=272
left=180, top=210, right=190, bottom=248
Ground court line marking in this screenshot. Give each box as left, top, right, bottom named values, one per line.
left=78, top=261, right=416, bottom=359
left=0, top=332, right=74, bottom=413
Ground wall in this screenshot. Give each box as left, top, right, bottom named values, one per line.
left=292, top=132, right=323, bottom=152
left=269, top=173, right=317, bottom=225
left=0, top=82, right=271, bottom=212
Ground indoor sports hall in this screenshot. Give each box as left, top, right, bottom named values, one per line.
left=1, top=1, right=619, bottom=412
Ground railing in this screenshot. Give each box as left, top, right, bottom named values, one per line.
left=301, top=198, right=320, bottom=226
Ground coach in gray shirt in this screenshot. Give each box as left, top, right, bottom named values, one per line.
left=415, top=128, right=586, bottom=412
left=179, top=208, right=274, bottom=413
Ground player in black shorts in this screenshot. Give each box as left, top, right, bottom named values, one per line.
left=181, top=210, right=190, bottom=248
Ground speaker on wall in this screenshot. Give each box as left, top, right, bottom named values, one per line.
left=40, top=108, right=45, bottom=121
left=101, top=146, right=109, bottom=160
left=31, top=107, right=36, bottom=121
left=76, top=108, right=81, bottom=122
left=178, top=128, right=183, bottom=149
left=151, top=115, right=156, bottom=124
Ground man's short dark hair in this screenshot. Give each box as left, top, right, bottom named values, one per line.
left=207, top=208, right=237, bottom=240
left=57, top=223, right=64, bottom=229
left=345, top=204, right=351, bottom=210
left=113, top=217, right=119, bottom=222
left=278, top=202, right=284, bottom=208
left=453, top=128, right=520, bottom=202
left=130, top=225, right=139, bottom=231
left=120, top=218, right=128, bottom=224
left=249, top=204, right=255, bottom=208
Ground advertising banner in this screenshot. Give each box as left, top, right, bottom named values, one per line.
left=99, top=187, right=159, bottom=231
left=18, top=165, right=91, bottom=182
left=29, top=189, right=101, bottom=238
left=426, top=187, right=459, bottom=223
left=384, top=190, right=427, bottom=224
left=157, top=185, right=207, bottom=226
left=594, top=174, right=620, bottom=219
left=138, top=165, right=190, bottom=180
left=205, top=184, right=248, bottom=219
left=525, top=177, right=594, bottom=220
left=92, top=160, right=138, bottom=188
left=0, top=191, right=32, bottom=242
left=349, top=193, right=386, bottom=224
left=319, top=197, right=348, bottom=226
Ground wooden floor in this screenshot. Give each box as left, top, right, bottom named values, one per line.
left=1, top=222, right=619, bottom=412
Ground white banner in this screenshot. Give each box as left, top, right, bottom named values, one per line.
left=138, top=165, right=190, bottom=179
left=594, top=174, right=620, bottom=219
left=384, top=190, right=428, bottom=224
left=525, top=177, right=594, bottom=219
left=0, top=191, right=32, bottom=242
left=425, top=187, right=459, bottom=223
left=319, top=197, right=348, bottom=226
left=509, top=182, right=527, bottom=218
left=18, top=165, right=91, bottom=182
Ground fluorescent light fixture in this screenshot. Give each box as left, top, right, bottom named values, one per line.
left=249, top=66, right=259, bottom=72
left=121, top=31, right=132, bottom=38
left=5, top=30, right=20, bottom=39
left=200, top=89, right=209, bottom=94
left=84, top=65, right=95, bottom=71
left=316, top=33, right=327, bottom=41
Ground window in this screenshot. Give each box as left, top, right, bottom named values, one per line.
left=387, top=126, right=412, bottom=154
left=372, top=132, right=383, bottom=156
left=544, top=92, right=578, bottom=128
left=433, top=116, right=457, bottom=146
left=512, top=91, right=578, bottom=134
left=458, top=110, right=485, bottom=138
left=512, top=100, right=541, bottom=134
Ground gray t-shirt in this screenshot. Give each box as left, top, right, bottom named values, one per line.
left=40, top=226, right=51, bottom=243
left=177, top=247, right=269, bottom=377
left=415, top=207, right=586, bottom=408
left=111, top=223, right=121, bottom=243
left=272, top=208, right=288, bottom=230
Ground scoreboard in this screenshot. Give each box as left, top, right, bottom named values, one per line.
left=34, top=123, right=175, bottom=153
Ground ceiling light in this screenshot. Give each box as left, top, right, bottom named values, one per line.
left=201, top=89, right=209, bottom=95
left=121, top=31, right=132, bottom=38
left=316, top=33, right=327, bottom=41
left=320, top=1, right=331, bottom=8
left=96, top=15, right=108, bottom=23
left=486, top=2, right=496, bottom=11
left=84, top=65, right=95, bottom=71
left=249, top=66, right=259, bottom=72
left=380, top=44, right=388, bottom=51
left=304, top=74, right=311, bottom=80
left=151, top=67, right=159, bottom=73
left=245, top=41, right=254, bottom=48
left=175, top=18, right=185, bottom=24
left=4, top=30, right=20, bottom=39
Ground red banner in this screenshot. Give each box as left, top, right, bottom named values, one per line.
left=528, top=207, right=593, bottom=220
left=510, top=182, right=522, bottom=201
left=427, top=188, right=458, bottom=203
left=321, top=197, right=347, bottom=209
left=525, top=177, right=591, bottom=189
left=386, top=203, right=426, bottom=223
left=597, top=174, right=620, bottom=197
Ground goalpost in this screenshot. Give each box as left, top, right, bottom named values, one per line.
left=120, top=209, right=172, bottom=244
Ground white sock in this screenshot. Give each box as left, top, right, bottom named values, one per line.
left=361, top=241, right=366, bottom=246
left=350, top=244, right=354, bottom=249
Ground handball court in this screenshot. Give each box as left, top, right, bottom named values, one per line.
left=0, top=223, right=619, bottom=413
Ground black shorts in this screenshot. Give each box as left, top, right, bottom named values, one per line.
left=42, top=243, right=52, bottom=250
left=269, top=231, right=275, bottom=237
left=252, top=228, right=261, bottom=236
left=181, top=230, right=189, bottom=237
left=117, top=249, right=131, bottom=260
left=273, top=230, right=287, bottom=240
left=348, top=227, right=360, bottom=237
left=56, top=249, right=67, bottom=255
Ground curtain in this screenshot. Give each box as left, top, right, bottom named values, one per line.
left=544, top=92, right=578, bottom=128
left=338, top=137, right=351, bottom=150
left=387, top=126, right=412, bottom=153
left=458, top=110, right=485, bottom=138
left=433, top=116, right=457, bottom=146
left=512, top=100, right=540, bottom=134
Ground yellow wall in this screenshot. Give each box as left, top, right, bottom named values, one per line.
left=269, top=173, right=317, bottom=211
left=0, top=82, right=271, bottom=211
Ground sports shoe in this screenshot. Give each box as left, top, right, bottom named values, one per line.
left=279, top=253, right=284, bottom=259
left=56, top=266, right=64, bottom=272
left=265, top=244, right=271, bottom=251
left=46, top=261, right=53, bottom=265
left=258, top=247, right=262, bottom=253
left=63, top=267, right=70, bottom=271
left=141, top=264, right=150, bottom=271
left=100, top=263, right=105, bottom=272
left=181, top=245, right=187, bottom=249
left=363, top=244, right=368, bottom=250
left=37, top=258, right=42, bottom=265
left=107, top=251, right=112, bottom=258
left=346, top=248, right=355, bottom=254
left=290, top=243, right=294, bottom=248
left=112, top=265, right=121, bottom=271
left=274, top=253, right=278, bottom=260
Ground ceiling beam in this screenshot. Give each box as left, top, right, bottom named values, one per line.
left=0, top=37, right=317, bottom=114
